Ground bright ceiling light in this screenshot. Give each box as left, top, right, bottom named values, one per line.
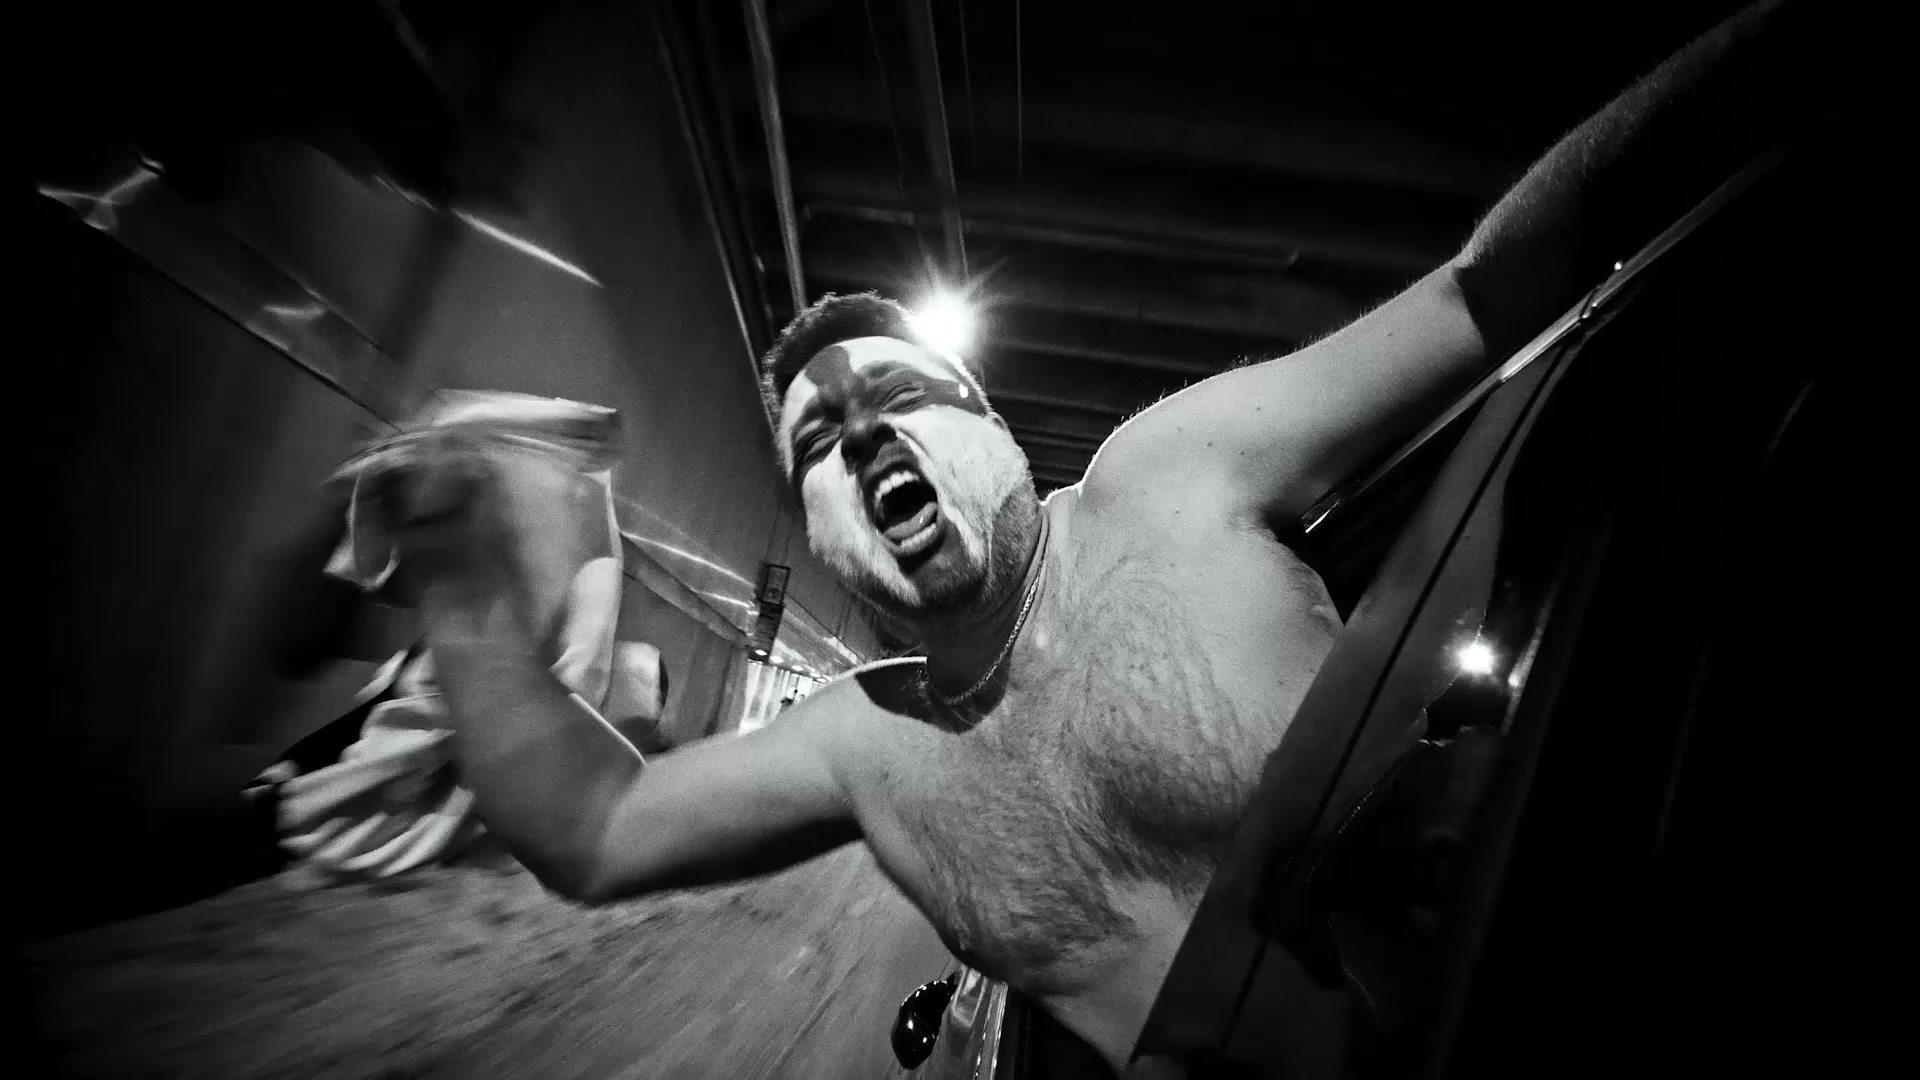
left=1455, top=640, right=1498, bottom=676
left=910, top=292, right=977, bottom=355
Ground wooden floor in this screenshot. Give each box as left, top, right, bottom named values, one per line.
left=27, top=844, right=954, bottom=1080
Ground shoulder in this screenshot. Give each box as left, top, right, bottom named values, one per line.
left=1070, top=434, right=1250, bottom=544
left=803, top=657, right=927, bottom=714
left=791, top=657, right=939, bottom=730
left=778, top=659, right=956, bottom=798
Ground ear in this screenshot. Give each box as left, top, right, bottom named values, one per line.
left=988, top=411, right=1009, bottom=433
left=785, top=477, right=810, bottom=526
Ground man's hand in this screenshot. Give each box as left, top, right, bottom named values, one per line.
left=374, top=433, right=541, bottom=651
left=364, top=433, right=871, bottom=902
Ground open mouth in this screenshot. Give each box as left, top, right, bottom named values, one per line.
left=864, top=464, right=943, bottom=557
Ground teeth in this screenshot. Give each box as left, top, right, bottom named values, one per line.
left=873, top=469, right=916, bottom=500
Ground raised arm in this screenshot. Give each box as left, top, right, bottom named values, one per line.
left=1086, top=0, right=1856, bottom=528
left=391, top=446, right=860, bottom=902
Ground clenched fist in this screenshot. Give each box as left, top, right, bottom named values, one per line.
left=372, top=432, right=540, bottom=649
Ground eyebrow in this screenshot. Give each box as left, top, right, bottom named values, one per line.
left=790, top=398, right=828, bottom=436
left=787, top=357, right=961, bottom=437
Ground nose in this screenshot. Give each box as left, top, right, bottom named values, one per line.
left=840, top=410, right=895, bottom=469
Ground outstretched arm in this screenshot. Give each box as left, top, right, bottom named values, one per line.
left=430, top=622, right=859, bottom=899
left=393, top=445, right=859, bottom=901
left=1087, top=0, right=1857, bottom=528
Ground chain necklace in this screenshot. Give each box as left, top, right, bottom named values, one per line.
left=933, top=566, right=1045, bottom=708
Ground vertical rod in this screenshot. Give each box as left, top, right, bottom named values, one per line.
left=741, top=0, right=807, bottom=313
left=902, top=0, right=968, bottom=281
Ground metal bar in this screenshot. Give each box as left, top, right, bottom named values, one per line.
left=656, top=1, right=769, bottom=364
left=901, top=0, right=967, bottom=280
left=741, top=0, right=807, bottom=313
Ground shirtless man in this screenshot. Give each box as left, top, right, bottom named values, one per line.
left=381, top=2, right=1843, bottom=1071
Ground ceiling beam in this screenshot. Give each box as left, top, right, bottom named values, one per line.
left=790, top=159, right=1452, bottom=275
left=1030, top=465, right=1087, bottom=489
left=986, top=386, right=1131, bottom=419
left=1006, top=426, right=1105, bottom=456
left=975, top=346, right=1203, bottom=418
left=805, top=200, right=1306, bottom=274
left=773, top=70, right=1521, bottom=200
left=987, top=307, right=1281, bottom=377
left=992, top=399, right=1130, bottom=445
left=1020, top=438, right=1094, bottom=470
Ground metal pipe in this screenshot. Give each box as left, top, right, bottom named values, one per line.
left=741, top=0, right=807, bottom=314
left=656, top=1, right=768, bottom=362
left=901, top=0, right=967, bottom=281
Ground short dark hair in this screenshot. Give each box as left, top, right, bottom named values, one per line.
left=756, top=292, right=988, bottom=436
left=759, top=292, right=917, bottom=430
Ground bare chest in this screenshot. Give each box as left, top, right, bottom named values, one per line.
left=877, top=530, right=1341, bottom=989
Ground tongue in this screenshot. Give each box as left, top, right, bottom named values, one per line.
left=883, top=502, right=939, bottom=542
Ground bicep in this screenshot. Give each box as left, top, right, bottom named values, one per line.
left=1086, top=264, right=1487, bottom=526
left=586, top=701, right=862, bottom=897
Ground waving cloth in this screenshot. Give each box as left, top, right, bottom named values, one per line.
left=262, top=391, right=664, bottom=879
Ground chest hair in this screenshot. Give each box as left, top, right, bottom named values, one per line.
left=890, top=548, right=1314, bottom=986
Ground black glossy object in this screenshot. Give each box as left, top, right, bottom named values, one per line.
left=891, top=972, right=960, bottom=1070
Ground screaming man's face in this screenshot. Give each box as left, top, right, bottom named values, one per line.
left=778, top=336, right=1034, bottom=618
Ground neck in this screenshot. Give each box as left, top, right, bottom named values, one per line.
left=913, top=501, right=1051, bottom=697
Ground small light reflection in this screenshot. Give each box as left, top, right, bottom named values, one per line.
left=1455, top=639, right=1498, bottom=676
left=909, top=291, right=977, bottom=355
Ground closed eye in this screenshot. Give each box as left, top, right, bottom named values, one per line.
left=882, top=386, right=925, bottom=410
left=796, top=427, right=836, bottom=465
